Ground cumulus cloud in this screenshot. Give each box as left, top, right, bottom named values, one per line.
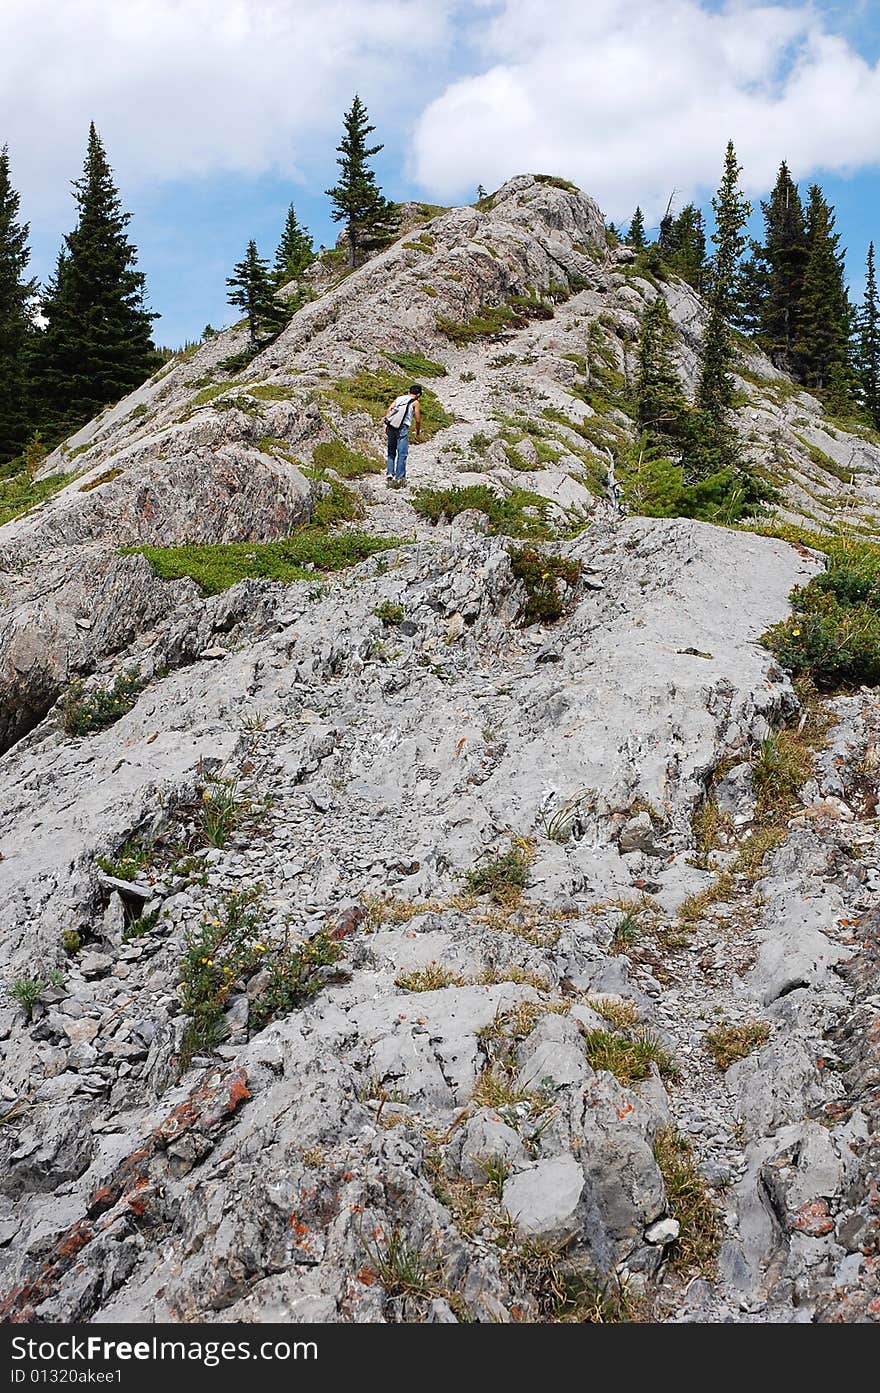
left=412, top=0, right=880, bottom=223
left=0, top=0, right=458, bottom=216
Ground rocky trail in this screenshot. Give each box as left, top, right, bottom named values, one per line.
left=1, top=176, right=879, bottom=1324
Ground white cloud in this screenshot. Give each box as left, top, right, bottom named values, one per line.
left=0, top=0, right=458, bottom=217
left=411, top=0, right=880, bottom=224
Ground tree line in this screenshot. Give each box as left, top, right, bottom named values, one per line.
left=625, top=156, right=879, bottom=430
left=0, top=95, right=397, bottom=468
left=1, top=111, right=876, bottom=483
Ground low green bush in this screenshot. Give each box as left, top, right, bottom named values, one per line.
left=178, top=888, right=344, bottom=1067
left=129, top=530, right=401, bottom=596
left=62, top=669, right=147, bottom=736
left=509, top=546, right=582, bottom=625
left=411, top=484, right=554, bottom=539
left=762, top=539, right=880, bottom=690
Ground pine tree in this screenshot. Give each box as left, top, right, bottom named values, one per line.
left=628, top=206, right=646, bottom=250
left=326, top=95, right=398, bottom=268
left=273, top=205, right=315, bottom=286
left=669, top=205, right=706, bottom=291
left=696, top=141, right=751, bottom=425
left=226, top=240, right=286, bottom=347
left=796, top=185, right=853, bottom=395
left=35, top=123, right=158, bottom=443
left=635, top=294, right=687, bottom=438
left=857, top=241, right=879, bottom=425
left=0, top=145, right=38, bottom=464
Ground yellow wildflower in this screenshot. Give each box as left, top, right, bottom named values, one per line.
left=791, top=627, right=801, bottom=637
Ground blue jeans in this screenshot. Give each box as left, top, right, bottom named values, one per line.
left=386, top=424, right=409, bottom=480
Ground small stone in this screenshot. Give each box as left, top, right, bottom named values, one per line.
left=80, top=952, right=113, bottom=978
left=62, top=1017, right=100, bottom=1046
left=645, top=1217, right=680, bottom=1245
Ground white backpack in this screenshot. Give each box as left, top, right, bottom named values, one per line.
left=384, top=394, right=412, bottom=429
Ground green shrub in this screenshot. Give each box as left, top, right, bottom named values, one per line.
left=534, top=174, right=579, bottom=192
left=509, top=546, right=582, bottom=625
left=465, top=846, right=531, bottom=905
left=411, top=484, right=554, bottom=540
left=62, top=669, right=147, bottom=736
left=62, top=930, right=82, bottom=956
left=96, top=837, right=154, bottom=881
left=312, top=440, right=382, bottom=478
left=436, top=292, right=553, bottom=346
left=762, top=539, right=880, bottom=690
left=374, top=601, right=405, bottom=627
left=127, top=530, right=400, bottom=596
left=386, top=351, right=447, bottom=378
left=178, top=888, right=344, bottom=1067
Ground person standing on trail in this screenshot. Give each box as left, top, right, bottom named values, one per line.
left=384, top=383, right=422, bottom=488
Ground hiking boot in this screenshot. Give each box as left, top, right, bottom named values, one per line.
left=385, top=475, right=394, bottom=488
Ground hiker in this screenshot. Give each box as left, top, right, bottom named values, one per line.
left=384, top=384, right=422, bottom=488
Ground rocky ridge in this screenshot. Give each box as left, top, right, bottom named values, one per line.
left=1, top=175, right=879, bottom=1324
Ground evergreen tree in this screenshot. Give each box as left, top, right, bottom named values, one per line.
left=796, top=185, right=853, bottom=395
left=326, top=95, right=398, bottom=268
left=857, top=241, right=879, bottom=425
left=226, top=240, right=286, bottom=347
left=696, top=141, right=751, bottom=426
left=0, top=145, right=38, bottom=464
left=748, top=162, right=808, bottom=370
left=272, top=204, right=315, bottom=286
left=657, top=194, right=678, bottom=258
left=35, top=123, right=158, bottom=443
left=635, top=294, right=687, bottom=438
left=669, top=204, right=706, bottom=291
left=477, top=184, right=488, bottom=201
left=628, top=206, right=646, bottom=250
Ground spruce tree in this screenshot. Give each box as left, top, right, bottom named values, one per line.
left=796, top=185, right=853, bottom=395
left=273, top=205, right=315, bottom=286
left=669, top=205, right=706, bottom=291
left=326, top=95, right=398, bottom=268
left=635, top=294, right=687, bottom=438
left=35, top=123, right=158, bottom=443
left=0, top=145, right=37, bottom=464
left=696, top=141, right=751, bottom=425
left=748, top=162, right=808, bottom=370
left=226, top=240, right=286, bottom=347
left=857, top=241, right=879, bottom=426
left=628, top=206, right=646, bottom=250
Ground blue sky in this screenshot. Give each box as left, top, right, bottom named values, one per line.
left=1, top=0, right=877, bottom=346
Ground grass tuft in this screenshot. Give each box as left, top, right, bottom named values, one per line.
left=704, top=1021, right=769, bottom=1070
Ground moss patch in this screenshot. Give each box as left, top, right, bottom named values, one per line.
left=79, top=468, right=123, bottom=492
left=312, top=439, right=382, bottom=478
left=386, top=351, right=447, bottom=379
left=126, top=531, right=402, bottom=596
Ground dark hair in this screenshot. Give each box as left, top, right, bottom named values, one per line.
left=409, top=383, right=423, bottom=396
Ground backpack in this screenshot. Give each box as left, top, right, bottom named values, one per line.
left=384, top=394, right=412, bottom=429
